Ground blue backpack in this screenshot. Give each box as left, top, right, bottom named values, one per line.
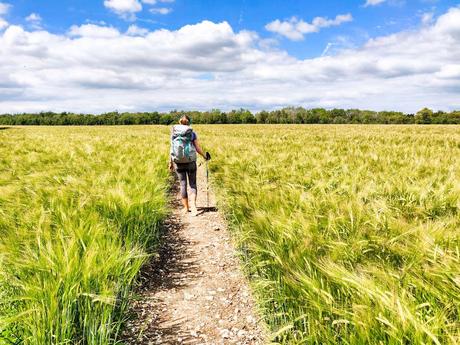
left=171, top=125, right=197, bottom=163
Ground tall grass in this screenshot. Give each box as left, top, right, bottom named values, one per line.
left=0, top=126, right=170, bottom=344
left=199, top=125, right=460, bottom=344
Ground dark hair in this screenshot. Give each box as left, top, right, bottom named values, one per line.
left=179, top=115, right=190, bottom=125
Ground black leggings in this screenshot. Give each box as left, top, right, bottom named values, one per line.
left=175, top=161, right=197, bottom=198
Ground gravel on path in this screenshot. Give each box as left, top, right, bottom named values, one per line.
left=123, top=163, right=265, bottom=344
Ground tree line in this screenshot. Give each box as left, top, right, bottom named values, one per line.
left=0, top=107, right=459, bottom=126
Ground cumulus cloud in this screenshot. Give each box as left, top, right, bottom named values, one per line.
left=68, top=24, right=120, bottom=38
left=142, top=0, right=175, bottom=4
left=149, top=7, right=172, bottom=15
left=126, top=24, right=149, bottom=36
left=103, top=0, right=175, bottom=19
left=143, top=0, right=174, bottom=15
left=0, top=2, right=10, bottom=30
left=25, top=13, right=43, bottom=30
left=0, top=2, right=10, bottom=15
left=1, top=8, right=460, bottom=113
left=26, top=13, right=41, bottom=22
left=104, top=0, right=142, bottom=19
left=0, top=18, right=7, bottom=29
left=364, top=0, right=387, bottom=7
left=266, top=14, right=353, bottom=41
left=421, top=12, right=434, bottom=25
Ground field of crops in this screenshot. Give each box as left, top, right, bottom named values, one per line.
left=1, top=124, right=459, bottom=344
left=0, top=126, right=170, bottom=344
left=199, top=125, right=460, bottom=344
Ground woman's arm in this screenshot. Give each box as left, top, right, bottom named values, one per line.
left=193, top=139, right=206, bottom=159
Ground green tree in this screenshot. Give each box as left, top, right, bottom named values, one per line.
left=415, top=108, right=433, bottom=124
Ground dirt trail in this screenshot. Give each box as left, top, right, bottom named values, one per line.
left=123, top=163, right=265, bottom=344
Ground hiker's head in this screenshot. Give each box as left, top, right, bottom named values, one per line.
left=179, top=115, right=191, bottom=126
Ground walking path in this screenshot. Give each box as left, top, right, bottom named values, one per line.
left=123, top=164, right=265, bottom=344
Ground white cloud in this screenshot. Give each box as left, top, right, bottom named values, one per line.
left=364, top=0, right=387, bottom=7
left=26, top=13, right=42, bottom=22
left=436, top=64, right=460, bottom=79
left=421, top=12, right=434, bottom=25
left=1, top=8, right=460, bottom=113
left=141, top=0, right=175, bottom=6
left=103, top=0, right=174, bottom=19
left=126, top=24, right=149, bottom=36
left=0, top=2, right=10, bottom=16
left=104, top=0, right=142, bottom=19
left=433, top=7, right=460, bottom=38
left=143, top=0, right=175, bottom=15
left=68, top=24, right=120, bottom=38
left=0, top=2, right=10, bottom=30
left=0, top=17, right=7, bottom=30
left=150, top=7, right=172, bottom=15
left=266, top=14, right=353, bottom=41
left=25, top=13, right=43, bottom=30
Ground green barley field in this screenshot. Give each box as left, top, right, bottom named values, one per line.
left=201, top=125, right=460, bottom=344
left=0, top=126, right=171, bottom=344
left=1, top=125, right=459, bottom=344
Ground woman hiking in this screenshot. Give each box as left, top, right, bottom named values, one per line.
left=169, top=115, right=210, bottom=216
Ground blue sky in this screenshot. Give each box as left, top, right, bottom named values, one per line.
left=0, top=1, right=460, bottom=113
left=8, top=0, right=459, bottom=58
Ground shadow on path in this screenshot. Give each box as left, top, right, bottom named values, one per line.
left=197, top=206, right=218, bottom=215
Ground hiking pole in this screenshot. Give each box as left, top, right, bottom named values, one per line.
left=205, top=152, right=211, bottom=208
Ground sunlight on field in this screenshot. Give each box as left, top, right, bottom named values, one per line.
left=1, top=124, right=459, bottom=344
left=0, top=126, right=170, bottom=344
left=199, top=125, right=460, bottom=344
